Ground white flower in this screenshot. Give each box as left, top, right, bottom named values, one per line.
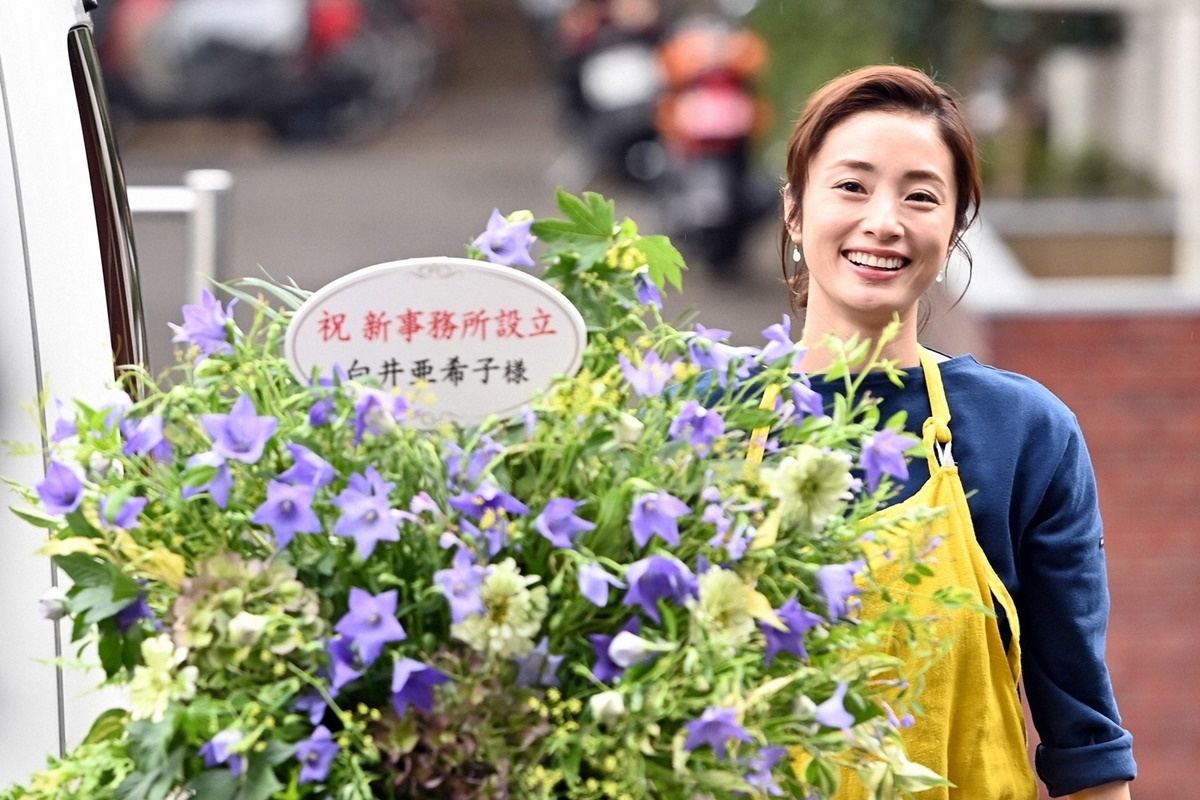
left=451, top=558, right=547, bottom=659
left=692, top=568, right=755, bottom=646
left=128, top=634, right=198, bottom=722
left=589, top=690, right=626, bottom=726
left=761, top=445, right=854, bottom=531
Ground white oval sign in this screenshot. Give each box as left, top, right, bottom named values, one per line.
left=284, top=257, right=587, bottom=428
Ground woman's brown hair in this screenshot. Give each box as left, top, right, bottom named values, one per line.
left=780, top=65, right=982, bottom=312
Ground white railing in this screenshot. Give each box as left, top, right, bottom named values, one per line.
left=127, top=168, right=233, bottom=303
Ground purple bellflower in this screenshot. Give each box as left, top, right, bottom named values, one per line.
left=635, top=272, right=663, bottom=308
left=618, top=351, right=675, bottom=398
left=578, top=562, right=624, bottom=607
left=684, top=707, right=754, bottom=759
left=445, top=435, right=503, bottom=485
left=278, top=443, right=336, bottom=488
left=169, top=288, right=236, bottom=356
left=37, top=460, right=84, bottom=516
left=449, top=481, right=530, bottom=521
left=252, top=481, right=321, bottom=548
left=199, top=729, right=245, bottom=777
left=668, top=401, right=725, bottom=454
left=121, top=414, right=172, bottom=461
left=816, top=559, right=866, bottom=620
left=514, top=637, right=564, bottom=687
left=295, top=725, right=338, bottom=784
left=308, top=366, right=345, bottom=427
left=814, top=682, right=854, bottom=730
left=333, top=466, right=406, bottom=559
left=201, top=394, right=277, bottom=464
left=99, top=494, right=147, bottom=530
left=790, top=382, right=825, bottom=421
left=860, top=429, right=920, bottom=491
left=759, top=315, right=796, bottom=364
left=115, top=592, right=155, bottom=633
left=689, top=324, right=757, bottom=386
left=326, top=636, right=365, bottom=694
left=292, top=692, right=328, bottom=726
left=450, top=481, right=528, bottom=555
left=629, top=491, right=691, bottom=549
left=621, top=554, right=695, bottom=622
left=743, top=746, right=787, bottom=796
left=472, top=208, right=536, bottom=268
left=353, top=388, right=409, bottom=444
left=434, top=547, right=488, bottom=623
left=334, top=588, right=407, bottom=665
left=391, top=657, right=451, bottom=715
left=535, top=498, right=595, bottom=548
left=761, top=598, right=823, bottom=665
left=182, top=451, right=232, bottom=509
left=49, top=398, right=77, bottom=443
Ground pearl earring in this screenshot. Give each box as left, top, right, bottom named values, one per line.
left=792, top=246, right=802, bottom=263
left=935, top=265, right=946, bottom=283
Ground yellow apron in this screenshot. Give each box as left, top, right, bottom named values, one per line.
left=748, top=348, right=1037, bottom=799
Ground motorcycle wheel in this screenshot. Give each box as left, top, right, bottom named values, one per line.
left=268, top=13, right=437, bottom=143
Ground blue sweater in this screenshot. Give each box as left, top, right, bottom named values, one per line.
left=808, top=354, right=1136, bottom=797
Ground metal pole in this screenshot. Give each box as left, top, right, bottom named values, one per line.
left=183, top=169, right=234, bottom=302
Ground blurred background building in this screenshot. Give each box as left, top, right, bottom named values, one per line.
left=101, top=0, right=1197, bottom=795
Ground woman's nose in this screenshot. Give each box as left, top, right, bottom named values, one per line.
left=862, top=196, right=903, bottom=239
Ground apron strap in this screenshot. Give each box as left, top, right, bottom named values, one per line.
left=918, top=347, right=1023, bottom=680
left=919, top=346, right=955, bottom=471
left=745, top=383, right=780, bottom=470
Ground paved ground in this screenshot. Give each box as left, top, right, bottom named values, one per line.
left=120, top=0, right=967, bottom=375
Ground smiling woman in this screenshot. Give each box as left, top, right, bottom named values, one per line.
left=774, top=66, right=1136, bottom=799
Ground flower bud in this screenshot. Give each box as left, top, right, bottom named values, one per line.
left=607, top=631, right=654, bottom=668
left=38, top=586, right=69, bottom=621
left=615, top=412, right=644, bottom=444
left=588, top=690, right=625, bottom=727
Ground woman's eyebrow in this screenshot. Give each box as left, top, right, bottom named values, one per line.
left=829, top=159, right=948, bottom=188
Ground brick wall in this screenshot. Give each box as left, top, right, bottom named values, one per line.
left=985, top=314, right=1200, bottom=800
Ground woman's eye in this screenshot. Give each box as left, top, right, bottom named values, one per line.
left=835, top=181, right=865, bottom=194
left=908, top=191, right=939, bottom=204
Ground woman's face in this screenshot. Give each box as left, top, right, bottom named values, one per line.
left=793, top=110, right=957, bottom=332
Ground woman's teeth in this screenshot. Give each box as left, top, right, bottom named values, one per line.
left=845, top=251, right=906, bottom=271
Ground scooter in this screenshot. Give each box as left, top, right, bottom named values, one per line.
left=93, top=0, right=441, bottom=142
left=653, top=14, right=773, bottom=275
left=553, top=0, right=667, bottom=184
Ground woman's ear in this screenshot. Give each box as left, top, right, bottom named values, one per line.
left=782, top=185, right=802, bottom=246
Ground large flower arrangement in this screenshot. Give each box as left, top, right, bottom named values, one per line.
left=4, top=192, right=952, bottom=799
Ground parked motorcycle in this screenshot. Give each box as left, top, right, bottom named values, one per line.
left=93, top=0, right=444, bottom=142
left=553, top=0, right=667, bottom=184
left=653, top=14, right=773, bottom=275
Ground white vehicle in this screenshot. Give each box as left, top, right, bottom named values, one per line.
left=0, top=0, right=146, bottom=785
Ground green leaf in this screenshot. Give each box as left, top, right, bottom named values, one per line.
left=116, top=749, right=185, bottom=800
left=82, top=707, right=130, bottom=745
left=235, top=748, right=286, bottom=800
left=98, top=630, right=123, bottom=677
left=56, top=553, right=115, bottom=587
left=187, top=770, right=239, bottom=800
left=10, top=506, right=64, bottom=530
left=557, top=189, right=614, bottom=236
left=637, top=235, right=686, bottom=291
